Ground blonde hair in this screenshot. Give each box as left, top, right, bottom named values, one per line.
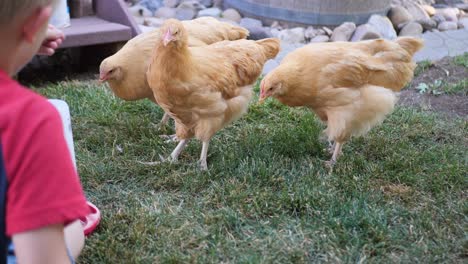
left=0, top=0, right=56, bottom=25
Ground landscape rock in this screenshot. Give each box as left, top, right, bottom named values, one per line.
left=458, top=17, right=468, bottom=28
left=315, top=29, right=326, bottom=36
left=438, top=21, right=458, bottom=30
left=399, top=21, right=424, bottom=36
left=137, top=0, right=164, bottom=15
left=278, top=27, right=306, bottom=43
left=240, top=17, right=263, bottom=29
left=435, top=8, right=459, bottom=22
left=247, top=27, right=273, bottom=40
left=310, top=35, right=330, bottom=43
left=404, top=2, right=430, bottom=20
left=422, top=4, right=436, bottom=16
left=416, top=18, right=438, bottom=30
left=175, top=8, right=196, bottom=20
left=143, top=17, right=165, bottom=27
left=200, top=0, right=213, bottom=7
left=432, top=13, right=446, bottom=24
left=368, top=14, right=397, bottom=39
left=212, top=0, right=224, bottom=8
left=456, top=3, right=468, bottom=12
left=155, top=7, right=177, bottom=18
left=163, top=0, right=180, bottom=8
left=331, top=22, right=356, bottom=41
left=129, top=4, right=152, bottom=17
left=197, top=7, right=222, bottom=17
left=322, top=27, right=333, bottom=36
left=177, top=1, right=206, bottom=11
left=222, top=8, right=242, bottom=23
left=304, top=26, right=316, bottom=40
left=388, top=6, right=413, bottom=28
left=269, top=28, right=280, bottom=38
left=350, top=24, right=382, bottom=41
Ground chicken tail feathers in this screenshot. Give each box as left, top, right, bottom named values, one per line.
left=256, top=38, right=281, bottom=60
left=225, top=86, right=253, bottom=124
left=325, top=85, right=398, bottom=142
left=228, top=25, right=250, bottom=40
left=396, top=37, right=424, bottom=56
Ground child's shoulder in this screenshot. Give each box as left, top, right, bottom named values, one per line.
left=0, top=76, right=60, bottom=132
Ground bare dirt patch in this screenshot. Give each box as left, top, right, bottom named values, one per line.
left=399, top=56, right=467, bottom=118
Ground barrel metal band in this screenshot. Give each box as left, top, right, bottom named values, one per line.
left=225, top=0, right=390, bottom=25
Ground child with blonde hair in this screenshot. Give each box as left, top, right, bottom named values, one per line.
left=0, top=1, right=90, bottom=263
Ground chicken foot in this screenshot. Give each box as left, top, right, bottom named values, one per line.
left=159, top=134, right=179, bottom=143
left=325, top=142, right=343, bottom=168
left=168, top=139, right=189, bottom=162
left=198, top=141, right=209, bottom=171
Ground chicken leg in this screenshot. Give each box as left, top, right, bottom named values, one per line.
left=157, top=113, right=179, bottom=142
left=325, top=142, right=343, bottom=168
left=159, top=113, right=170, bottom=127
left=198, top=141, right=209, bottom=171
left=168, top=139, right=189, bottom=162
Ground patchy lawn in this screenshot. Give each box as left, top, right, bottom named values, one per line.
left=34, top=71, right=467, bottom=263
left=399, top=53, right=468, bottom=118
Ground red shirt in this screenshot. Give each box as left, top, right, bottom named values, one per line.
left=0, top=70, right=89, bottom=236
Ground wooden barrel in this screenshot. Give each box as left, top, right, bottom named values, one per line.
left=224, top=0, right=391, bottom=26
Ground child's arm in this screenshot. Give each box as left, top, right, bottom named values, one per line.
left=12, top=224, right=73, bottom=264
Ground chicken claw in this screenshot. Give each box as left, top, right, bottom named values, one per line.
left=159, top=134, right=179, bottom=143
left=325, top=142, right=343, bottom=169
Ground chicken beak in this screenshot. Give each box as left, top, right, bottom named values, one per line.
left=258, top=90, right=267, bottom=104
left=258, top=81, right=267, bottom=104
left=163, top=29, right=172, bottom=46
left=99, top=72, right=108, bottom=83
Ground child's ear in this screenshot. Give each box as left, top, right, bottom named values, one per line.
left=22, top=6, right=53, bottom=43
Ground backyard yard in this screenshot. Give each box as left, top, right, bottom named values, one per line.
left=34, top=54, right=467, bottom=263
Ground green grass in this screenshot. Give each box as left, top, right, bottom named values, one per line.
left=453, top=53, right=468, bottom=68
left=36, top=81, right=467, bottom=263
left=414, top=60, right=433, bottom=77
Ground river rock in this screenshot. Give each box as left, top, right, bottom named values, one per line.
left=240, top=17, right=263, bottom=29
left=163, top=0, right=180, bottom=8
left=399, top=21, right=424, bottom=36
left=435, top=8, right=459, bottom=22
left=331, top=22, right=356, bottom=41
left=304, top=26, right=316, bottom=40
left=422, top=4, right=436, bottom=16
left=438, top=21, right=458, bottom=30
left=200, top=0, right=213, bottom=7
left=416, top=18, right=438, bottom=30
left=368, top=14, right=397, bottom=39
left=278, top=27, right=306, bottom=43
left=222, top=8, right=242, bottom=23
left=458, top=17, right=468, bottom=28
left=388, top=6, right=413, bottom=28
left=155, top=7, right=176, bottom=18
left=350, top=24, right=382, bottom=41
left=197, top=7, right=222, bottom=17
left=310, top=35, right=330, bottom=43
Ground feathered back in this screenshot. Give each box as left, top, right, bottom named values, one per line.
left=99, top=17, right=250, bottom=101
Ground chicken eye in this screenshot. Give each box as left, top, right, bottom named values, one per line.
left=109, top=69, right=114, bottom=74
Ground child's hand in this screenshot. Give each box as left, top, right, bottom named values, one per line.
left=37, top=24, right=65, bottom=56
